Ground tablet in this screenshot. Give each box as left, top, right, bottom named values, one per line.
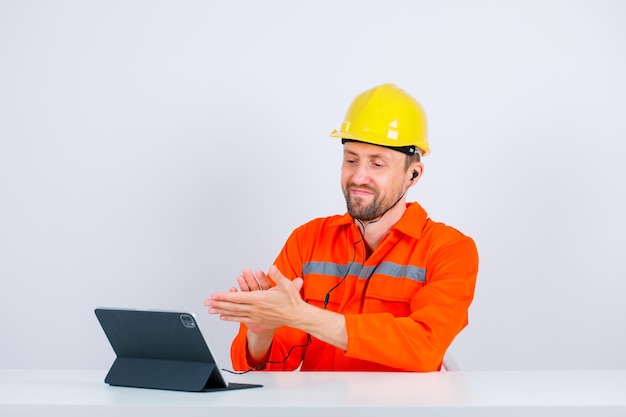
left=94, top=307, right=262, bottom=392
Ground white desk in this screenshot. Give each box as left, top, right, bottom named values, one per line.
left=1, top=369, right=625, bottom=416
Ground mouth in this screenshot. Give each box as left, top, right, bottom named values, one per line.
left=348, top=186, right=375, bottom=198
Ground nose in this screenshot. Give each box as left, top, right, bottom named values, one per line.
left=350, top=163, right=371, bottom=185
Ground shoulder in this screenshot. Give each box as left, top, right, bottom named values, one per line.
left=279, top=214, right=352, bottom=263
left=421, top=219, right=479, bottom=273
left=292, top=213, right=352, bottom=236
left=424, top=218, right=474, bottom=243
left=403, top=202, right=477, bottom=256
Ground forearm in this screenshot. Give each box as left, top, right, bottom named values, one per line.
left=344, top=313, right=449, bottom=371
left=293, top=303, right=348, bottom=351
left=245, top=328, right=274, bottom=366
left=232, top=324, right=310, bottom=371
left=342, top=273, right=476, bottom=371
left=243, top=302, right=348, bottom=358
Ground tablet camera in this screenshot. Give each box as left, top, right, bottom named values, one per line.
left=180, top=314, right=196, bottom=328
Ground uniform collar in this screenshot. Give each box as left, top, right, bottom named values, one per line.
left=393, top=202, right=428, bottom=239
left=329, top=202, right=428, bottom=239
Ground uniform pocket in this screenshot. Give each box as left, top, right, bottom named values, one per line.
left=363, top=275, right=423, bottom=316
left=303, top=275, right=343, bottom=309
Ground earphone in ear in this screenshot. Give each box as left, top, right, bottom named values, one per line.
left=410, top=171, right=419, bottom=181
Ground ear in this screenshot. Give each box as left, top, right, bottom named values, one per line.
left=407, top=162, right=424, bottom=186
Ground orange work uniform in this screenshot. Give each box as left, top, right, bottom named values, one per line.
left=231, top=202, right=478, bottom=372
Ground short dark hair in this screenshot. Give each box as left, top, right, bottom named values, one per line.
left=404, top=151, right=421, bottom=171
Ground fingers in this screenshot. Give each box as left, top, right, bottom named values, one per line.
left=238, top=268, right=272, bottom=291
left=251, top=271, right=264, bottom=290
left=236, top=275, right=251, bottom=291
left=269, top=265, right=303, bottom=291
left=204, top=293, right=271, bottom=329
left=205, top=266, right=304, bottom=330
left=267, top=265, right=286, bottom=285
left=204, top=265, right=301, bottom=314
left=292, top=277, right=304, bottom=292
left=204, top=294, right=252, bottom=318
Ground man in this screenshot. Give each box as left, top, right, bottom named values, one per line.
left=205, top=83, right=478, bottom=372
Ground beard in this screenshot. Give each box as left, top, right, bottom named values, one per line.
left=343, top=183, right=404, bottom=221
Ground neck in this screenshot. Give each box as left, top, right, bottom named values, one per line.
left=355, top=201, right=408, bottom=253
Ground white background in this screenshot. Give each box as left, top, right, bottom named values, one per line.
left=1, top=0, right=625, bottom=371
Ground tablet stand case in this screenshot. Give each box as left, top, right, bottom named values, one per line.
left=95, top=308, right=261, bottom=392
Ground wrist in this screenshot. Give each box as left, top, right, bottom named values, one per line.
left=246, top=328, right=275, bottom=366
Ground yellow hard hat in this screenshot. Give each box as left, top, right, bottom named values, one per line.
left=329, top=83, right=430, bottom=156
